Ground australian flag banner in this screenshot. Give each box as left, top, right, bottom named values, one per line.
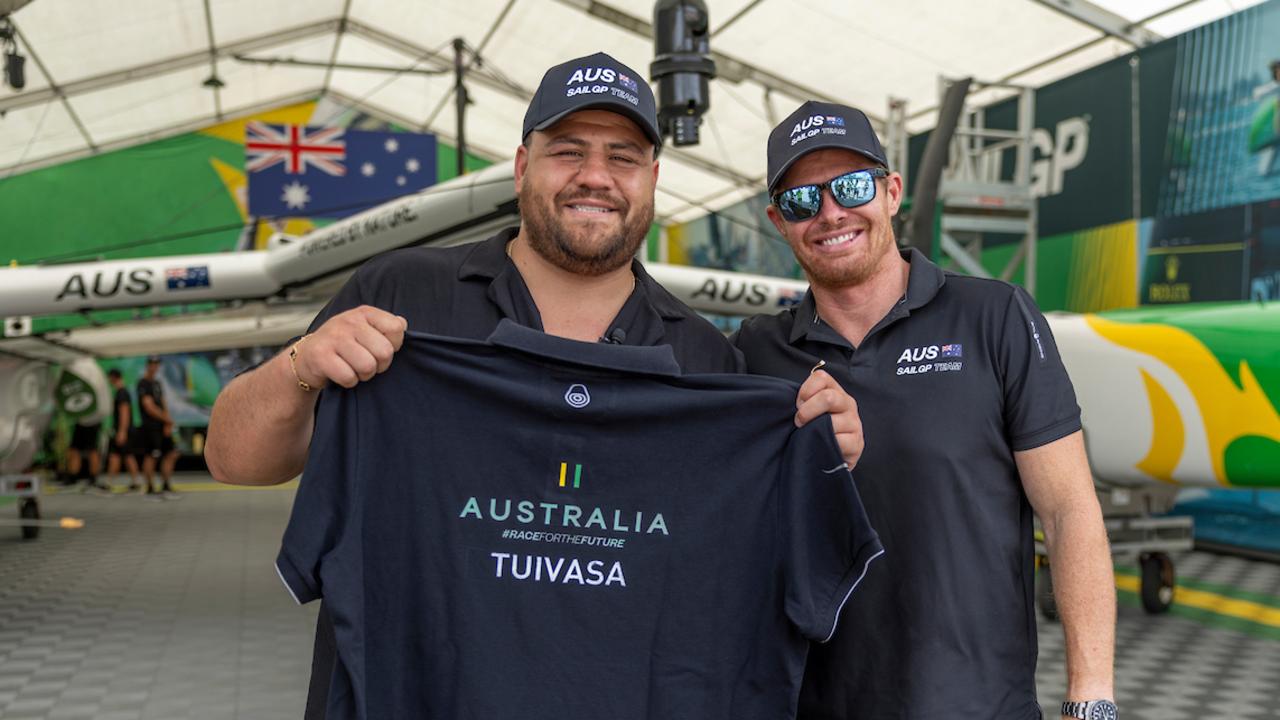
left=246, top=123, right=438, bottom=219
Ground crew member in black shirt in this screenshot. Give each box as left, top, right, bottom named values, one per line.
left=733, top=101, right=1117, bottom=720
left=137, top=356, right=180, bottom=499
left=105, top=368, right=142, bottom=492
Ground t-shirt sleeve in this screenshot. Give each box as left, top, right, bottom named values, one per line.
left=275, top=386, right=361, bottom=605
left=781, top=417, right=884, bottom=643
left=998, top=286, right=1082, bottom=451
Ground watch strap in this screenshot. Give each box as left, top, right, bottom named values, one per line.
left=1062, top=699, right=1117, bottom=720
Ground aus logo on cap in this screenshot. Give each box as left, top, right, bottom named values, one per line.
left=790, top=114, right=829, bottom=138
left=566, top=68, right=616, bottom=85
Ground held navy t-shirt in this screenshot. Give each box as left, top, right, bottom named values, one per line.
left=277, top=321, right=883, bottom=720
left=297, top=228, right=744, bottom=718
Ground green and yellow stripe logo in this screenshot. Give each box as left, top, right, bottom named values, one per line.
left=558, top=462, right=583, bottom=489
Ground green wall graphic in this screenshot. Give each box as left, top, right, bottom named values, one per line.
left=664, top=0, right=1280, bottom=312
left=0, top=98, right=493, bottom=336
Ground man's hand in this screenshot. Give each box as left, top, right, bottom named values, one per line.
left=794, top=369, right=864, bottom=469
left=116, top=430, right=127, bottom=446
left=293, top=306, right=408, bottom=390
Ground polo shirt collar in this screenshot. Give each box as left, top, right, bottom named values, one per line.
left=457, top=226, right=674, bottom=346
left=487, top=319, right=682, bottom=376
left=457, top=226, right=518, bottom=282
left=900, top=247, right=947, bottom=310
left=788, top=247, right=947, bottom=346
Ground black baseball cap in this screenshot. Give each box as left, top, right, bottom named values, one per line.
left=522, top=52, right=662, bottom=150
left=767, top=101, right=887, bottom=194
left=146, top=355, right=161, bottom=363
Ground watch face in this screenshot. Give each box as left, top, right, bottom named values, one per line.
left=1088, top=701, right=1118, bottom=720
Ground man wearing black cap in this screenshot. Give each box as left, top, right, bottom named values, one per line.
left=732, top=101, right=1117, bottom=720
left=206, top=55, right=862, bottom=719
left=207, top=53, right=860, bottom=487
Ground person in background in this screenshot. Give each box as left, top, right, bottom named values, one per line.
left=67, top=414, right=110, bottom=495
left=137, top=356, right=181, bottom=500
left=104, top=368, right=143, bottom=493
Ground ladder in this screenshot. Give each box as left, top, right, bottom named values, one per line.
left=889, top=80, right=1040, bottom=297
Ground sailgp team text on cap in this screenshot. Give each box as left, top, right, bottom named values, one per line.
left=789, top=113, right=847, bottom=146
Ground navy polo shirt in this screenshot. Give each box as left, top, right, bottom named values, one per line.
left=278, top=321, right=883, bottom=719
left=732, top=249, right=1081, bottom=720
left=300, top=228, right=744, bottom=718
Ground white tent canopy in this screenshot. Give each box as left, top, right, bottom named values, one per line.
left=0, top=0, right=1262, bottom=224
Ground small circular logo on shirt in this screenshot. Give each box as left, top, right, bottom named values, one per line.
left=564, top=384, right=590, bottom=408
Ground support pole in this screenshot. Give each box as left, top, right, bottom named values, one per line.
left=453, top=37, right=468, bottom=177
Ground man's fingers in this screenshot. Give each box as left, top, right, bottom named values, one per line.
left=834, top=431, right=864, bottom=469
left=387, top=326, right=407, bottom=351
left=317, top=353, right=359, bottom=388
left=335, top=342, right=379, bottom=382
left=297, top=306, right=407, bottom=391
left=792, top=376, right=864, bottom=468
left=829, top=417, right=862, bottom=440
left=354, top=325, right=397, bottom=374
left=362, top=306, right=408, bottom=339
left=795, top=369, right=831, bottom=405
left=794, top=387, right=855, bottom=426
left=796, top=369, right=852, bottom=406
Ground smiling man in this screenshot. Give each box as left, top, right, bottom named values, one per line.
left=207, top=54, right=861, bottom=488
left=206, top=55, right=864, bottom=719
left=732, top=102, right=1117, bottom=720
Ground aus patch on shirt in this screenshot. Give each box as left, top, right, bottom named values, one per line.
left=893, top=342, right=964, bottom=376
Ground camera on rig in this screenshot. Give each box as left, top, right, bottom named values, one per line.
left=650, top=0, right=715, bottom=147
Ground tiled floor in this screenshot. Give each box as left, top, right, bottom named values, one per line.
left=1036, top=551, right=1280, bottom=719
left=0, top=478, right=316, bottom=720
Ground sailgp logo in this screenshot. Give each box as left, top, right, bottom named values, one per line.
left=564, top=384, right=590, bottom=408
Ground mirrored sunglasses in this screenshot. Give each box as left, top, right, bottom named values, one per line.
left=772, top=167, right=888, bottom=222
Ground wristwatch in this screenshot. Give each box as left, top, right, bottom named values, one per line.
left=1061, top=699, right=1117, bottom=719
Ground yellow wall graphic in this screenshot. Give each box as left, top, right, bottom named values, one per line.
left=1066, top=220, right=1139, bottom=312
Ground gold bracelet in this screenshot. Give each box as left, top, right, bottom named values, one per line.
left=289, top=335, right=313, bottom=392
